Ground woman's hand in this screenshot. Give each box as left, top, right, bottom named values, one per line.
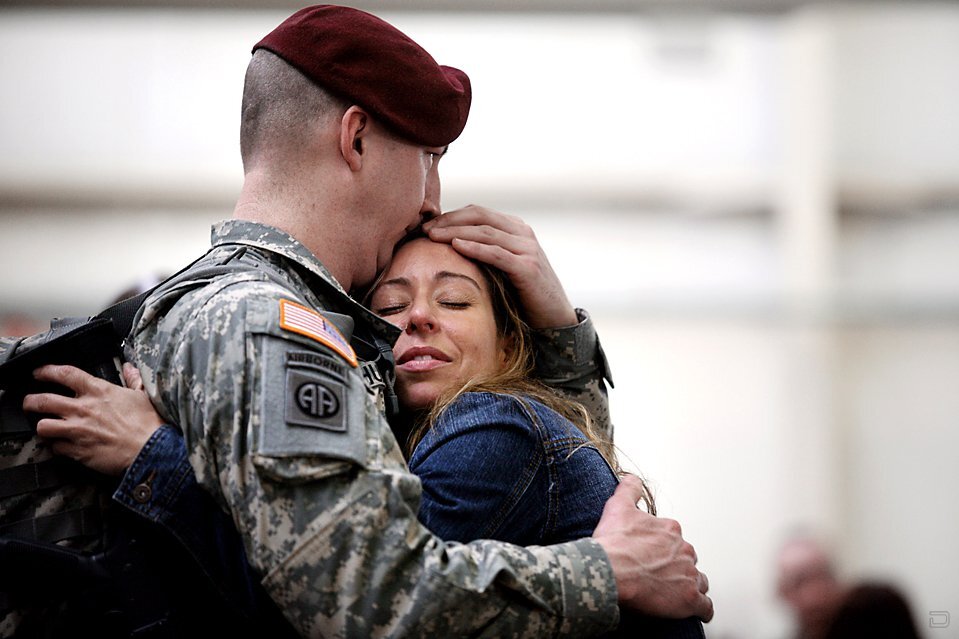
left=23, top=363, right=164, bottom=476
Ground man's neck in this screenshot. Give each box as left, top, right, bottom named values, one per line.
left=233, top=176, right=359, bottom=291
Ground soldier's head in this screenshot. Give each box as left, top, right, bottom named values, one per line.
left=238, top=5, right=471, bottom=289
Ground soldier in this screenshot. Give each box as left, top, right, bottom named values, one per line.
left=18, top=5, right=712, bottom=637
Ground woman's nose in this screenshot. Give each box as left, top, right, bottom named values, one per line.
left=405, top=302, right=436, bottom=334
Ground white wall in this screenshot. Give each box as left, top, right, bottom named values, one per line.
left=2, top=5, right=958, bottom=638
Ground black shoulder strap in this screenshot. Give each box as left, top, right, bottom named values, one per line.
left=95, top=290, right=153, bottom=343
left=93, top=246, right=216, bottom=342
left=93, top=244, right=284, bottom=344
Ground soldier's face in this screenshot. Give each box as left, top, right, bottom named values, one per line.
left=360, top=132, right=444, bottom=289
left=370, top=238, right=507, bottom=411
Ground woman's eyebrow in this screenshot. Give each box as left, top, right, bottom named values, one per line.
left=435, top=271, right=481, bottom=291
left=374, top=271, right=481, bottom=293
left=376, top=276, right=410, bottom=290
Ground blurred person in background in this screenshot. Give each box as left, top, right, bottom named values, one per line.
left=776, top=531, right=921, bottom=639
left=776, top=532, right=845, bottom=639
left=822, top=582, right=920, bottom=639
left=0, top=312, right=45, bottom=338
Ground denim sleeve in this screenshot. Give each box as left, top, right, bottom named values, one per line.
left=113, top=424, right=198, bottom=523
left=409, top=393, right=545, bottom=544
left=112, top=424, right=288, bottom=630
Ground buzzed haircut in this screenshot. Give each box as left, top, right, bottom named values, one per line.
left=239, top=50, right=348, bottom=171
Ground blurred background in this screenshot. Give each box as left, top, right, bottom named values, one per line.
left=1, top=1, right=957, bottom=637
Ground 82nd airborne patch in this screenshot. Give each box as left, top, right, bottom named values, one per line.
left=284, top=350, right=349, bottom=433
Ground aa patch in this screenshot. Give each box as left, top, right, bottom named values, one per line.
left=285, top=354, right=347, bottom=433
left=279, top=299, right=357, bottom=367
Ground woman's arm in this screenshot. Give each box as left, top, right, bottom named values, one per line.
left=113, top=423, right=292, bottom=632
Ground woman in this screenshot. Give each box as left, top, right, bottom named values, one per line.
left=29, top=237, right=702, bottom=637
left=369, top=236, right=637, bottom=545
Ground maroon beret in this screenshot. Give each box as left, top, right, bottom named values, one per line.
left=253, top=5, right=471, bottom=148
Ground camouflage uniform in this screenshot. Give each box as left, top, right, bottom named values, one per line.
left=531, top=313, right=614, bottom=443
left=129, top=219, right=618, bottom=638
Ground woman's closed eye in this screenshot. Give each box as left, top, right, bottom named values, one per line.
left=374, top=302, right=408, bottom=316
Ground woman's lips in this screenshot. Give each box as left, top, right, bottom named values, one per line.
left=396, top=345, right=451, bottom=372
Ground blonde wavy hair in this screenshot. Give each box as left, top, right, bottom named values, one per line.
left=402, top=250, right=630, bottom=467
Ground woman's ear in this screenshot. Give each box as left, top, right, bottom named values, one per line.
left=340, top=106, right=368, bottom=171
left=498, top=333, right=517, bottom=367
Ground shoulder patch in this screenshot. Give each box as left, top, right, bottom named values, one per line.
left=279, top=299, right=357, bottom=367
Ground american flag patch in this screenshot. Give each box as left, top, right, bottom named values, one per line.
left=279, top=299, right=358, bottom=367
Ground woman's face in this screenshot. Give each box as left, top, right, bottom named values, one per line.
left=370, top=238, right=507, bottom=411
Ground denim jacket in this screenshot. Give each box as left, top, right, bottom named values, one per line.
left=410, top=391, right=617, bottom=546
left=410, top=392, right=706, bottom=639
left=112, top=424, right=297, bottom=636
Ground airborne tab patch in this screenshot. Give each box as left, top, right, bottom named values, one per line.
left=279, top=299, right=358, bottom=367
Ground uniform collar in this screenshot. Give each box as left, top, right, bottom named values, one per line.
left=211, top=219, right=401, bottom=344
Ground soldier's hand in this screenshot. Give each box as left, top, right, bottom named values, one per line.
left=24, top=363, right=163, bottom=476
left=592, top=475, right=714, bottom=621
left=423, top=205, right=578, bottom=329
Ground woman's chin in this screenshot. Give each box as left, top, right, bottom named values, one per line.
left=398, top=385, right=441, bottom=413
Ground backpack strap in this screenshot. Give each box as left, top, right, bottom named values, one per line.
left=0, top=505, right=103, bottom=545
left=92, top=244, right=282, bottom=344
left=95, top=289, right=153, bottom=343
left=0, top=457, right=85, bottom=500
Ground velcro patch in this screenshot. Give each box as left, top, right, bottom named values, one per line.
left=286, top=365, right=346, bottom=432
left=279, top=299, right=357, bottom=367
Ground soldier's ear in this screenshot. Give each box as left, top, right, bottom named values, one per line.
left=340, top=106, right=368, bottom=171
